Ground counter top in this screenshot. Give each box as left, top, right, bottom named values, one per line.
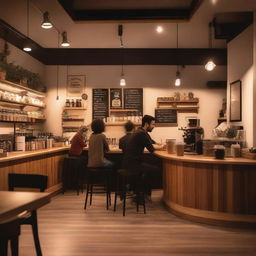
left=154, top=151, right=256, bottom=165
left=0, top=147, right=70, bottom=163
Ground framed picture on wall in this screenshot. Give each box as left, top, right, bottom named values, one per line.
left=67, top=75, right=86, bottom=97
left=230, top=80, right=242, bottom=122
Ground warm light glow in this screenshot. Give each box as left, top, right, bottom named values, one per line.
left=61, top=42, right=70, bottom=47
left=120, top=77, right=126, bottom=86
left=41, top=12, right=53, bottom=29
left=205, top=60, right=216, bottom=71
left=175, top=78, right=181, bottom=86
left=41, top=22, right=52, bottom=29
left=175, top=71, right=181, bottom=86
left=23, top=46, right=32, bottom=52
left=61, top=32, right=70, bottom=47
left=156, top=26, right=163, bottom=33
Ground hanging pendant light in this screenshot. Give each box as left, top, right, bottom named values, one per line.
left=205, top=22, right=216, bottom=71
left=61, top=31, right=70, bottom=47
left=175, top=71, right=181, bottom=86
left=174, top=24, right=181, bottom=86
left=41, top=11, right=53, bottom=29
left=23, top=0, right=32, bottom=52
left=118, top=24, right=126, bottom=86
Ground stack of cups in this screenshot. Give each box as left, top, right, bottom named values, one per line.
left=166, top=139, right=176, bottom=154
left=176, top=142, right=185, bottom=156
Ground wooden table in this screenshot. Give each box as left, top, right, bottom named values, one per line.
left=0, top=191, right=51, bottom=223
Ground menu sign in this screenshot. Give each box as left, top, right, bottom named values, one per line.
left=92, top=89, right=109, bottom=120
left=155, top=109, right=177, bottom=126
left=110, top=88, right=122, bottom=109
left=124, top=88, right=143, bottom=113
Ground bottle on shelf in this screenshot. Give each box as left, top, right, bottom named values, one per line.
left=71, top=99, right=75, bottom=107
left=66, top=99, right=70, bottom=107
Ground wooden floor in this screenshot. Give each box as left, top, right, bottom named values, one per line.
left=18, top=190, right=256, bottom=256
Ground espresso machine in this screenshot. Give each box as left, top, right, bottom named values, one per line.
left=179, top=118, right=203, bottom=154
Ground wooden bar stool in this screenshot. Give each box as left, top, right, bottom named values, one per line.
left=114, top=169, right=146, bottom=216
left=84, top=167, right=112, bottom=210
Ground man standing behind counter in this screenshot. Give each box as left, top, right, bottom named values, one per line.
left=122, top=115, right=164, bottom=201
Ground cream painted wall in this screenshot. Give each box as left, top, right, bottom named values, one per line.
left=227, top=24, right=255, bottom=147
left=44, top=65, right=227, bottom=143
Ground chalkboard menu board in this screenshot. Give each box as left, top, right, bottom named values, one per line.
left=124, top=88, right=143, bottom=114
left=110, top=88, right=122, bottom=109
left=92, top=89, right=109, bottom=120
left=155, top=108, right=177, bottom=126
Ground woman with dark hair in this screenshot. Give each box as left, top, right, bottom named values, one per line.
left=88, top=119, right=114, bottom=168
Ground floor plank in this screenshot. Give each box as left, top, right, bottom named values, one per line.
left=18, top=190, right=256, bottom=256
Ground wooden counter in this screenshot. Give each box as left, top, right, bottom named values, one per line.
left=0, top=147, right=69, bottom=193
left=155, top=151, right=256, bottom=228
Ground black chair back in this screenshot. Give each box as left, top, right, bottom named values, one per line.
left=8, top=173, right=48, bottom=192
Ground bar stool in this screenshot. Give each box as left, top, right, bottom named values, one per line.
left=0, top=218, right=20, bottom=256
left=84, top=167, right=112, bottom=210
left=62, top=156, right=86, bottom=195
left=114, top=169, right=146, bottom=216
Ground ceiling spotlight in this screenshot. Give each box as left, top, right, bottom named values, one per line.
left=205, top=60, right=216, bottom=71
left=156, top=26, right=163, bottom=33
left=61, top=31, right=70, bottom=47
left=41, top=11, right=53, bottom=29
left=23, top=40, right=32, bottom=52
left=175, top=71, right=181, bottom=87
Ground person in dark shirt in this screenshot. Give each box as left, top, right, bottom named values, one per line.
left=119, top=121, right=135, bottom=154
left=122, top=115, right=164, bottom=199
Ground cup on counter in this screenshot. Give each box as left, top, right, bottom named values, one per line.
left=166, top=139, right=176, bottom=154
left=214, top=145, right=225, bottom=159
left=176, top=142, right=184, bottom=156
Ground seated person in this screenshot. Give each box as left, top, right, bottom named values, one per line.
left=88, top=119, right=114, bottom=168
left=122, top=115, right=164, bottom=200
left=119, top=121, right=135, bottom=154
left=69, top=125, right=88, bottom=158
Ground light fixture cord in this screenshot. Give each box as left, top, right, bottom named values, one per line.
left=176, top=23, right=179, bottom=72
left=209, top=22, right=212, bottom=48
left=56, top=32, right=60, bottom=99
left=27, top=0, right=30, bottom=37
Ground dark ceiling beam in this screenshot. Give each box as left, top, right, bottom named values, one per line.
left=73, top=9, right=189, bottom=21
left=0, top=19, right=227, bottom=66
left=213, top=12, right=253, bottom=42
left=43, top=48, right=227, bottom=65
left=57, top=0, right=202, bottom=21
left=0, top=19, right=45, bottom=62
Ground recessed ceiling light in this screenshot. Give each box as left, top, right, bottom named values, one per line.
left=156, top=26, right=163, bottom=33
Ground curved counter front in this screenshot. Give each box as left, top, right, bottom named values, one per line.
left=154, top=151, right=256, bottom=228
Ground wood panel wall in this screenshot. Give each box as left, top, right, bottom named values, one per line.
left=163, top=159, right=256, bottom=227
left=0, top=151, right=68, bottom=193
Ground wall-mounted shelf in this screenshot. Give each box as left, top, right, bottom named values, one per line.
left=109, top=109, right=139, bottom=113
left=0, top=79, right=46, bottom=97
left=0, top=118, right=45, bottom=124
left=0, top=98, right=45, bottom=108
left=62, top=118, right=84, bottom=121
left=157, top=98, right=199, bottom=113
left=63, top=107, right=87, bottom=110
left=105, top=122, right=140, bottom=126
